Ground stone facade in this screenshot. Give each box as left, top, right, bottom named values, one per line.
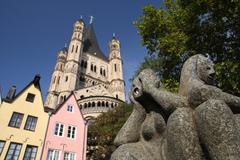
left=45, top=19, right=125, bottom=118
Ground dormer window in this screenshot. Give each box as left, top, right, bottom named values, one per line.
left=67, top=105, right=73, bottom=112
left=26, top=93, right=35, bottom=103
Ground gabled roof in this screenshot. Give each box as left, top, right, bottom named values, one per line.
left=52, top=92, right=85, bottom=121
left=3, top=75, right=41, bottom=103
left=83, top=24, right=108, bottom=61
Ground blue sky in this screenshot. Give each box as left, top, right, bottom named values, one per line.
left=0, top=0, right=161, bottom=101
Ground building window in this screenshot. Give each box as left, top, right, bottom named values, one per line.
left=114, top=64, right=117, bottom=72
left=84, top=61, right=88, bottom=68
left=64, top=152, right=76, bottom=160
left=54, top=123, right=64, bottom=136
left=26, top=93, right=35, bottom=103
left=5, top=142, right=22, bottom=160
left=71, top=45, right=74, bottom=53
left=67, top=105, right=73, bottom=112
left=57, top=76, right=60, bottom=84
left=94, top=65, right=96, bottom=72
left=47, top=149, right=60, bottom=160
left=75, top=45, right=78, bottom=53
left=23, top=145, right=38, bottom=160
left=100, top=68, right=102, bottom=75
left=65, top=76, right=68, bottom=82
left=0, top=140, right=5, bottom=155
left=67, top=126, right=76, bottom=139
left=90, top=64, right=93, bottom=71
left=103, top=70, right=106, bottom=76
left=53, top=76, right=56, bottom=84
left=24, top=116, right=38, bottom=131
left=8, top=112, right=24, bottom=128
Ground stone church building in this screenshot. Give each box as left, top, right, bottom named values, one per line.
left=44, top=18, right=125, bottom=119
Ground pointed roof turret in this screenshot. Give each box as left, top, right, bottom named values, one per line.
left=83, top=24, right=107, bottom=61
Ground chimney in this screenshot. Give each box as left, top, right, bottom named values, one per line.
left=6, top=85, right=16, bottom=100
left=33, top=74, right=41, bottom=87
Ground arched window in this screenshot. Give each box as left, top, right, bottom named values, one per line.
left=92, top=81, right=95, bottom=85
left=100, top=68, right=102, bottom=75
left=57, top=76, right=60, bottom=84
left=80, top=104, right=83, bottom=109
left=65, top=76, right=68, bottom=82
left=64, top=95, right=66, bottom=101
left=91, top=64, right=93, bottom=71
left=94, top=66, right=96, bottom=72
left=71, top=45, right=75, bottom=53
left=80, top=95, right=84, bottom=99
left=103, top=70, right=106, bottom=76
left=75, top=45, right=78, bottom=53
left=88, top=102, right=91, bottom=107
left=97, top=101, right=101, bottom=107
left=106, top=102, right=109, bottom=107
left=84, top=61, right=88, bottom=68
left=116, top=94, right=118, bottom=99
left=111, top=103, right=114, bottom=108
left=53, top=76, right=56, bottom=84
left=84, top=103, right=87, bottom=109
left=114, top=64, right=117, bottom=72
left=102, top=101, right=105, bottom=107
left=92, top=102, right=95, bottom=107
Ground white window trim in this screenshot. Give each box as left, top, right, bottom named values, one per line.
left=47, top=149, right=61, bottom=160
left=67, top=105, right=74, bottom=113
left=64, top=151, right=76, bottom=160
left=54, top=122, right=65, bottom=137
left=67, top=125, right=77, bottom=140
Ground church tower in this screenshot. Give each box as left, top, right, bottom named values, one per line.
left=58, top=19, right=85, bottom=102
left=45, top=18, right=125, bottom=117
left=45, top=48, right=67, bottom=109
left=108, top=36, right=125, bottom=101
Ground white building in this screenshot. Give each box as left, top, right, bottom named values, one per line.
left=45, top=19, right=125, bottom=119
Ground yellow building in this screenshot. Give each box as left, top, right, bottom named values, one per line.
left=0, top=75, right=49, bottom=160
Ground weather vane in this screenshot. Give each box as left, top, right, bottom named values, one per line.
left=90, top=16, right=94, bottom=24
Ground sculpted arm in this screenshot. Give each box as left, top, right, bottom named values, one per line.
left=133, top=69, right=188, bottom=114
left=190, top=81, right=240, bottom=113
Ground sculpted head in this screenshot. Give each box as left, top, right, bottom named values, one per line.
left=196, top=55, right=216, bottom=85
left=179, top=54, right=216, bottom=96
left=131, top=69, right=161, bottom=100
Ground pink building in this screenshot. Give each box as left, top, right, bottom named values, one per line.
left=42, top=93, right=87, bottom=160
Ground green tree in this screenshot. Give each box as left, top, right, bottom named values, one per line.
left=135, top=0, right=240, bottom=95
left=87, top=103, right=133, bottom=160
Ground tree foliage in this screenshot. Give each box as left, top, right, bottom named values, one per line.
left=87, top=103, right=133, bottom=160
left=135, top=0, right=240, bottom=95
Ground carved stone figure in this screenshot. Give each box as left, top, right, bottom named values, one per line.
left=178, top=54, right=240, bottom=159
left=111, top=54, right=240, bottom=160
left=111, top=69, right=167, bottom=160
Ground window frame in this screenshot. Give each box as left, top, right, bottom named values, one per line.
left=26, top=93, right=35, bottom=103
left=67, top=125, right=77, bottom=139
left=54, top=122, right=64, bottom=137
left=64, top=151, right=76, bottom=160
left=24, top=115, right=38, bottom=131
left=67, top=105, right=73, bottom=112
left=47, top=149, right=60, bottom=160
left=8, top=112, right=24, bottom=128
left=4, top=142, right=22, bottom=160
left=23, top=145, right=38, bottom=160
left=0, top=140, right=6, bottom=155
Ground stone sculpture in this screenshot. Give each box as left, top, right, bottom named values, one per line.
left=111, top=54, right=240, bottom=160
